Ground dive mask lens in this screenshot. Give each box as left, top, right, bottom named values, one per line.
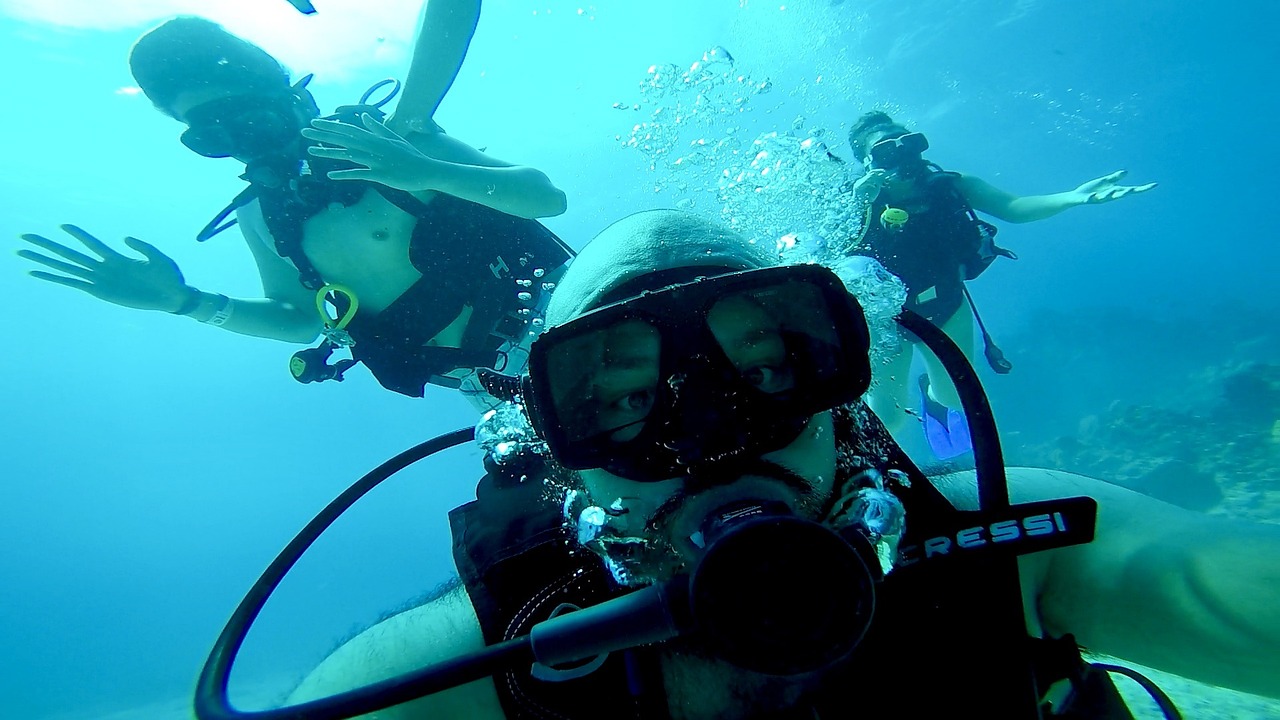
left=526, top=265, right=872, bottom=481
left=180, top=97, right=299, bottom=159
left=180, top=123, right=235, bottom=158
left=869, top=131, right=929, bottom=169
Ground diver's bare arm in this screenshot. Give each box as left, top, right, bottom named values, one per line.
left=956, top=174, right=1081, bottom=223
left=419, top=160, right=568, bottom=219
left=18, top=223, right=318, bottom=343
left=304, top=116, right=566, bottom=218
left=387, top=0, right=483, bottom=133
left=1026, top=470, right=1280, bottom=699
left=288, top=584, right=508, bottom=719
left=177, top=212, right=322, bottom=343
left=410, top=131, right=567, bottom=219
left=179, top=292, right=320, bottom=343
left=959, top=172, right=1156, bottom=224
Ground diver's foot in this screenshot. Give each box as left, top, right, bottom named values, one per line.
left=918, top=373, right=974, bottom=460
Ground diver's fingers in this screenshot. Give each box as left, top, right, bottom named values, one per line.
left=360, top=113, right=398, bottom=138
left=1104, top=169, right=1127, bottom=183
left=1130, top=182, right=1158, bottom=194
left=29, top=270, right=95, bottom=291
left=307, top=117, right=362, bottom=135
left=18, top=233, right=99, bottom=267
left=324, top=168, right=375, bottom=182
left=307, top=145, right=359, bottom=162
left=1088, top=188, right=1122, bottom=204
left=122, top=237, right=171, bottom=266
left=18, top=250, right=97, bottom=279
left=300, top=127, right=352, bottom=148
left=304, top=121, right=378, bottom=149
left=61, top=224, right=122, bottom=260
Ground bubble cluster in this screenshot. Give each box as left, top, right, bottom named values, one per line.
left=616, top=46, right=870, bottom=240
left=716, top=124, right=863, bottom=245
left=826, top=255, right=908, bottom=363
left=617, top=46, right=773, bottom=182
left=475, top=402, right=545, bottom=468
left=614, top=46, right=907, bottom=380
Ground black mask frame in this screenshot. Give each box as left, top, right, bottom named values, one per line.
left=868, top=131, right=929, bottom=170
left=522, top=264, right=873, bottom=482
left=180, top=87, right=313, bottom=160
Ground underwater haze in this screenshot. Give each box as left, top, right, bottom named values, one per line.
left=2, top=0, right=1278, bottom=718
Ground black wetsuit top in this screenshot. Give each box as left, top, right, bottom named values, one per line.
left=857, top=169, right=1000, bottom=324
left=449, top=407, right=1132, bottom=719
left=257, top=182, right=573, bottom=397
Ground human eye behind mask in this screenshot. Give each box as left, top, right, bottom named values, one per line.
left=707, top=291, right=798, bottom=395
left=546, top=318, right=661, bottom=444
left=707, top=281, right=848, bottom=401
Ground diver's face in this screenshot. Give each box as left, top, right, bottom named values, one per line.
left=171, top=88, right=306, bottom=163
left=542, top=262, right=869, bottom=584
left=863, top=129, right=925, bottom=188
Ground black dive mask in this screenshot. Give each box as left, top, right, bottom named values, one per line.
left=524, top=264, right=872, bottom=482
left=868, top=131, right=929, bottom=171
left=180, top=94, right=307, bottom=161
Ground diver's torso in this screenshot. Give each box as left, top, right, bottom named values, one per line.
left=862, top=172, right=975, bottom=299
left=453, top=469, right=1077, bottom=720
left=298, top=187, right=425, bottom=316
left=250, top=185, right=475, bottom=347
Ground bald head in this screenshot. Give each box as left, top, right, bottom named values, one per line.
left=546, top=210, right=777, bottom=326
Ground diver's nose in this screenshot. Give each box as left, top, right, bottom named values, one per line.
left=663, top=369, right=746, bottom=470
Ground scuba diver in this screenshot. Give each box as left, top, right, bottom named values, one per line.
left=18, top=3, right=572, bottom=409
left=844, top=111, right=1155, bottom=455
left=198, top=210, right=1279, bottom=720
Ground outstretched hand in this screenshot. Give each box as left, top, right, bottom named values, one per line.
left=302, top=113, right=442, bottom=193
left=18, top=225, right=193, bottom=312
left=1073, top=170, right=1157, bottom=205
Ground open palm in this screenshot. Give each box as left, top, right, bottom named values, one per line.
left=1075, top=170, right=1158, bottom=205
left=19, top=224, right=191, bottom=312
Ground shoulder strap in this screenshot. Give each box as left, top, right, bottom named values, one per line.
left=256, top=183, right=327, bottom=290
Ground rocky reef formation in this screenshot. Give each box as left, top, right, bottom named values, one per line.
left=1010, top=362, right=1280, bottom=522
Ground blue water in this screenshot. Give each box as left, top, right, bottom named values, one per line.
left=2, top=1, right=1277, bottom=718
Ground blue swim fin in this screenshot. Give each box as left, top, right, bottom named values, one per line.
left=919, top=374, right=972, bottom=459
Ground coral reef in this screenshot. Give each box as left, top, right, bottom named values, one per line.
left=1012, top=363, right=1280, bottom=522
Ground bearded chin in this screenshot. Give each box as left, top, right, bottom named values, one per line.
left=659, top=637, right=834, bottom=720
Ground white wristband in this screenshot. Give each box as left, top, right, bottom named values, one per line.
left=203, top=294, right=234, bottom=327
